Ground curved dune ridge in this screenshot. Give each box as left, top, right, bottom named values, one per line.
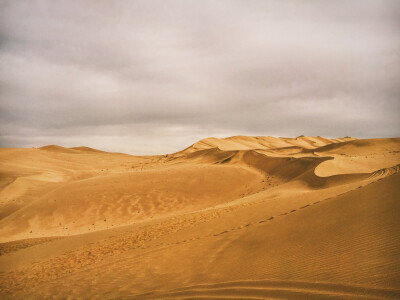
left=0, top=136, right=400, bottom=299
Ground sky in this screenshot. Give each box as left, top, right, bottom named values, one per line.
left=0, top=0, right=399, bottom=155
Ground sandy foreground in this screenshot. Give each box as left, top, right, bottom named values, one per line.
left=0, top=136, right=400, bottom=299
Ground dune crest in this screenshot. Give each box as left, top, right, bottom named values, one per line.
left=182, top=135, right=357, bottom=153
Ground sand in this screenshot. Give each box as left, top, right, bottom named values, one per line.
left=0, top=136, right=399, bottom=299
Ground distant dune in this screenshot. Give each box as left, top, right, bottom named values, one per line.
left=180, top=135, right=357, bottom=153
left=1, top=136, right=400, bottom=299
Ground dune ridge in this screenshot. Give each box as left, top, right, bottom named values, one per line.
left=181, top=135, right=357, bottom=153
left=0, top=135, right=399, bottom=299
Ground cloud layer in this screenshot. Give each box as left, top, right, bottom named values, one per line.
left=1, top=0, right=399, bottom=154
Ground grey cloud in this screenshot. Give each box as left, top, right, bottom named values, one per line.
left=0, top=0, right=399, bottom=154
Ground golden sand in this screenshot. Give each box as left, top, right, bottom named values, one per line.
left=1, top=136, right=399, bottom=299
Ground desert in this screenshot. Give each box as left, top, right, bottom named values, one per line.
left=1, top=1, right=400, bottom=299
left=1, top=135, right=400, bottom=299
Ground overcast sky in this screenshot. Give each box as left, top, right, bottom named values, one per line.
left=0, top=0, right=399, bottom=154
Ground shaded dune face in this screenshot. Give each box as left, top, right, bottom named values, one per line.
left=183, top=148, right=374, bottom=188
left=0, top=136, right=400, bottom=299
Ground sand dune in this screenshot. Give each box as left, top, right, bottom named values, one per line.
left=181, top=135, right=357, bottom=153
left=0, top=136, right=399, bottom=299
